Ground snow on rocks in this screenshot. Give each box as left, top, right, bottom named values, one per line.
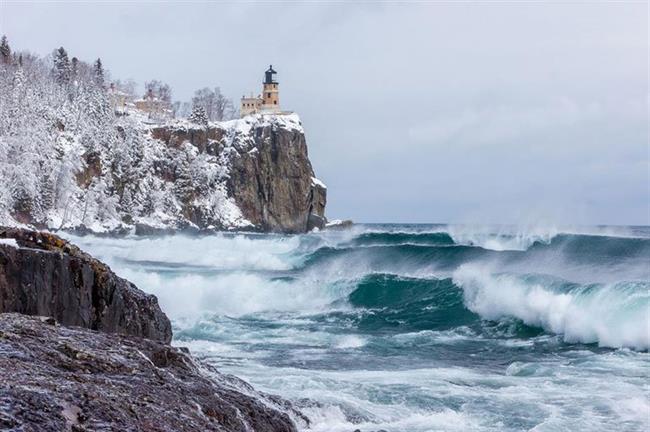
left=0, top=238, right=19, bottom=248
left=311, top=177, right=327, bottom=189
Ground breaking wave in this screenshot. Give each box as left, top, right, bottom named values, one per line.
left=453, top=265, right=650, bottom=350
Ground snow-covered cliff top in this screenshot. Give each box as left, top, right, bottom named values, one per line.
left=163, top=112, right=304, bottom=135
left=221, top=112, right=303, bottom=133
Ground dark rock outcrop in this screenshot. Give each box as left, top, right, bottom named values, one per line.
left=0, top=313, right=301, bottom=432
left=0, top=227, right=171, bottom=343
left=151, top=114, right=327, bottom=233
left=225, top=123, right=327, bottom=233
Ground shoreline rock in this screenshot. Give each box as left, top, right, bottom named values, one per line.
left=0, top=227, right=172, bottom=343
left=0, top=313, right=301, bottom=432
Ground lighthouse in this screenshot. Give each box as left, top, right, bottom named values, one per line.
left=240, top=65, right=283, bottom=117
left=262, top=65, right=279, bottom=110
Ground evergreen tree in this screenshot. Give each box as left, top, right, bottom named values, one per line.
left=120, top=187, right=133, bottom=213
left=188, top=105, right=208, bottom=125
left=93, top=58, right=104, bottom=87
left=173, top=149, right=194, bottom=204
left=71, top=57, right=79, bottom=80
left=0, top=36, right=10, bottom=65
left=12, top=65, right=25, bottom=90
left=53, top=47, right=71, bottom=85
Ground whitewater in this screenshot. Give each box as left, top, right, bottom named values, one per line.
left=65, top=224, right=650, bottom=432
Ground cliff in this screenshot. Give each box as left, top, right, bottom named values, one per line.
left=150, top=114, right=327, bottom=233
left=0, top=228, right=302, bottom=431
left=0, top=112, right=326, bottom=234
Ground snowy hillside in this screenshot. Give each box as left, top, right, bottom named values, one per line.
left=0, top=47, right=326, bottom=234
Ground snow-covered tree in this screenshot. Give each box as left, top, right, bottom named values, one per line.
left=53, top=47, right=71, bottom=85
left=93, top=58, right=104, bottom=87
left=71, top=57, right=79, bottom=80
left=0, top=36, right=10, bottom=65
left=188, top=105, right=208, bottom=125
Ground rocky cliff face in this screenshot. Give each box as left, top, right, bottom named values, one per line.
left=151, top=114, right=327, bottom=233
left=0, top=313, right=302, bottom=432
left=0, top=112, right=326, bottom=234
left=0, top=227, right=172, bottom=342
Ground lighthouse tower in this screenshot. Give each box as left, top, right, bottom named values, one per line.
left=261, top=65, right=280, bottom=112
left=240, top=65, right=284, bottom=117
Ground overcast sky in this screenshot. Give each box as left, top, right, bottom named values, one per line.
left=1, top=1, right=647, bottom=225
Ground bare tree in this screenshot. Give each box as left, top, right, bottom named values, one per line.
left=144, top=80, right=172, bottom=104
left=112, top=79, right=137, bottom=99
left=191, top=87, right=234, bottom=121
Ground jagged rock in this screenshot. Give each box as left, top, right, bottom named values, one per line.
left=0, top=227, right=171, bottom=343
left=0, top=313, right=300, bottom=432
left=154, top=114, right=328, bottom=233
left=225, top=123, right=327, bottom=233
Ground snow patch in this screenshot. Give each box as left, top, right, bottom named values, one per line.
left=0, top=238, right=19, bottom=248
left=311, top=177, right=327, bottom=189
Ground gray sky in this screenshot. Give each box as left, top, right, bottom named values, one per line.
left=1, top=1, right=648, bottom=225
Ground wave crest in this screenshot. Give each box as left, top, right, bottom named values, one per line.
left=453, top=264, right=650, bottom=350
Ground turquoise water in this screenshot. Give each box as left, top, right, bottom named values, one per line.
left=67, top=224, right=650, bottom=431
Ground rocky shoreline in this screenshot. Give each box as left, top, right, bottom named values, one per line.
left=0, top=227, right=303, bottom=431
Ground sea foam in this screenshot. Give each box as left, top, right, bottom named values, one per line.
left=453, top=264, right=650, bottom=350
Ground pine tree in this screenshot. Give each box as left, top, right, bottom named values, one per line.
left=71, top=57, right=79, bottom=80
left=12, top=66, right=25, bottom=89
left=188, top=105, right=208, bottom=125
left=0, top=36, right=11, bottom=65
left=93, top=58, right=104, bottom=87
left=53, top=47, right=71, bottom=85
left=173, top=150, right=194, bottom=205
left=120, top=187, right=133, bottom=213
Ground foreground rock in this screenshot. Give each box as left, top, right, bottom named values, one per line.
left=0, top=313, right=301, bottom=432
left=0, top=227, right=171, bottom=343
